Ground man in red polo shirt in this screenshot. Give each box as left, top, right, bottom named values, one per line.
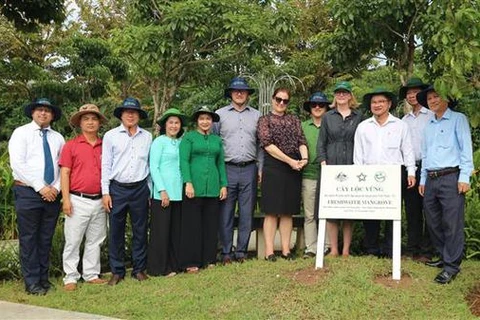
left=59, top=104, right=108, bottom=291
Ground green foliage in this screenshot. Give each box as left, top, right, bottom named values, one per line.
left=0, top=145, right=16, bottom=240
left=465, top=149, right=480, bottom=259
left=0, top=0, right=65, bottom=32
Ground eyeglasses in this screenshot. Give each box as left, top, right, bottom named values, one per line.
left=311, top=104, right=327, bottom=109
left=274, top=97, right=290, bottom=105
left=334, top=91, right=350, bottom=96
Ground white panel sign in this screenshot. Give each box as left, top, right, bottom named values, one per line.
left=318, top=165, right=401, bottom=220
left=315, top=164, right=402, bottom=280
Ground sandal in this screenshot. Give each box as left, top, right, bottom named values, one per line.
left=281, top=252, right=295, bottom=260
left=265, top=254, right=277, bottom=262
left=186, top=267, right=199, bottom=274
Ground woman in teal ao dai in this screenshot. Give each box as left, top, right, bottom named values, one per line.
left=147, top=108, right=187, bottom=277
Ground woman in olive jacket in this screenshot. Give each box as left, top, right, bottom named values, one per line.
left=179, top=106, right=227, bottom=273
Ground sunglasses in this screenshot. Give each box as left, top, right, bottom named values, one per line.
left=311, top=103, right=328, bottom=108
left=274, top=97, right=290, bottom=105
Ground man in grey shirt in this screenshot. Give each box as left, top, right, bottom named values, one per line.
left=214, top=77, right=262, bottom=263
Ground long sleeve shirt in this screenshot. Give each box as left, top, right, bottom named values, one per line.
left=317, top=108, right=363, bottom=165
left=353, top=114, right=415, bottom=176
left=101, top=124, right=152, bottom=194
left=179, top=131, right=227, bottom=197
left=8, top=121, right=65, bottom=192
left=402, top=107, right=434, bottom=162
left=149, top=135, right=183, bottom=201
left=420, top=108, right=473, bottom=185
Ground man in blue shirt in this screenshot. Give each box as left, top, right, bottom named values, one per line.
left=102, top=97, right=152, bottom=285
left=418, top=86, right=473, bottom=284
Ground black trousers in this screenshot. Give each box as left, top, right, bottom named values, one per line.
left=403, top=163, right=432, bottom=255
left=363, top=168, right=408, bottom=256
left=424, top=172, right=465, bottom=274
left=108, top=180, right=149, bottom=277
left=13, top=186, right=60, bottom=287
left=179, top=197, right=219, bottom=269
left=147, top=200, right=182, bottom=276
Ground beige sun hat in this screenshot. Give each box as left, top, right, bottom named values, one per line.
left=70, top=104, right=108, bottom=127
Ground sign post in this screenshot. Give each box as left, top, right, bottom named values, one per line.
left=315, top=165, right=402, bottom=280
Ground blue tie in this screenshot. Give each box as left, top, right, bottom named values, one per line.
left=42, top=129, right=54, bottom=184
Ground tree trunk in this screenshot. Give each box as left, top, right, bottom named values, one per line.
left=406, top=33, right=415, bottom=80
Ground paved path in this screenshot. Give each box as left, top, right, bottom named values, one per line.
left=0, top=300, right=120, bottom=319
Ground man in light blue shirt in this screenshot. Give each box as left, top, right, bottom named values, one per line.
left=102, top=97, right=152, bottom=285
left=418, top=86, right=473, bottom=284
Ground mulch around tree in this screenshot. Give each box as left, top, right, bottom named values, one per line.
left=288, top=266, right=329, bottom=285
left=466, top=283, right=480, bottom=317
left=374, top=272, right=413, bottom=289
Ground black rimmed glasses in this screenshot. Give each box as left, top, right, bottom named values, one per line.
left=274, top=97, right=290, bottom=105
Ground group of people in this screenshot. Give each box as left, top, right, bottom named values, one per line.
left=8, top=76, right=472, bottom=296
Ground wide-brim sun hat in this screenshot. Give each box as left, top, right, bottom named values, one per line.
left=398, top=77, right=430, bottom=101
left=333, top=81, right=352, bottom=93
left=70, top=104, right=107, bottom=127
left=416, top=85, right=458, bottom=109
left=362, top=87, right=398, bottom=109
left=156, top=108, right=187, bottom=126
left=113, top=97, right=148, bottom=120
left=24, top=98, right=62, bottom=122
left=192, top=105, right=220, bottom=123
left=224, top=77, right=255, bottom=99
left=302, top=92, right=331, bottom=112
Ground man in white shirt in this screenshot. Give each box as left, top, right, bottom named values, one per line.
left=354, top=88, right=415, bottom=257
left=399, top=78, right=433, bottom=261
left=8, top=98, right=65, bottom=295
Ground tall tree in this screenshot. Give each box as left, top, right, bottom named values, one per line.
left=112, top=0, right=298, bottom=125
left=0, top=0, right=65, bottom=31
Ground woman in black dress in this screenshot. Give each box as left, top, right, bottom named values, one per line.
left=257, top=88, right=308, bottom=261
left=317, top=81, right=363, bottom=256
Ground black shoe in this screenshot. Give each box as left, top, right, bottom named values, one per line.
left=281, top=253, right=295, bottom=260
left=26, top=283, right=47, bottom=295
left=303, top=252, right=316, bottom=259
left=108, top=274, right=124, bottom=286
left=222, top=256, right=232, bottom=265
left=235, top=257, right=246, bottom=264
left=434, top=270, right=457, bottom=284
left=425, top=259, right=444, bottom=268
left=265, top=254, right=277, bottom=262
left=323, top=248, right=331, bottom=256
left=39, top=280, right=54, bottom=291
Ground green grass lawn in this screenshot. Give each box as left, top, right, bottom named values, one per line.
left=0, top=256, right=478, bottom=319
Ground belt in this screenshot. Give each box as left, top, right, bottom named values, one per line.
left=111, top=178, right=147, bottom=189
left=226, top=160, right=255, bottom=167
left=427, top=167, right=459, bottom=179
left=70, top=191, right=102, bottom=200
left=14, top=180, right=28, bottom=187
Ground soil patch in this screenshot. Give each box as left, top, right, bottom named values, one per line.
left=288, top=266, right=329, bottom=285
left=466, top=283, right=480, bottom=317
left=374, top=273, right=413, bottom=289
